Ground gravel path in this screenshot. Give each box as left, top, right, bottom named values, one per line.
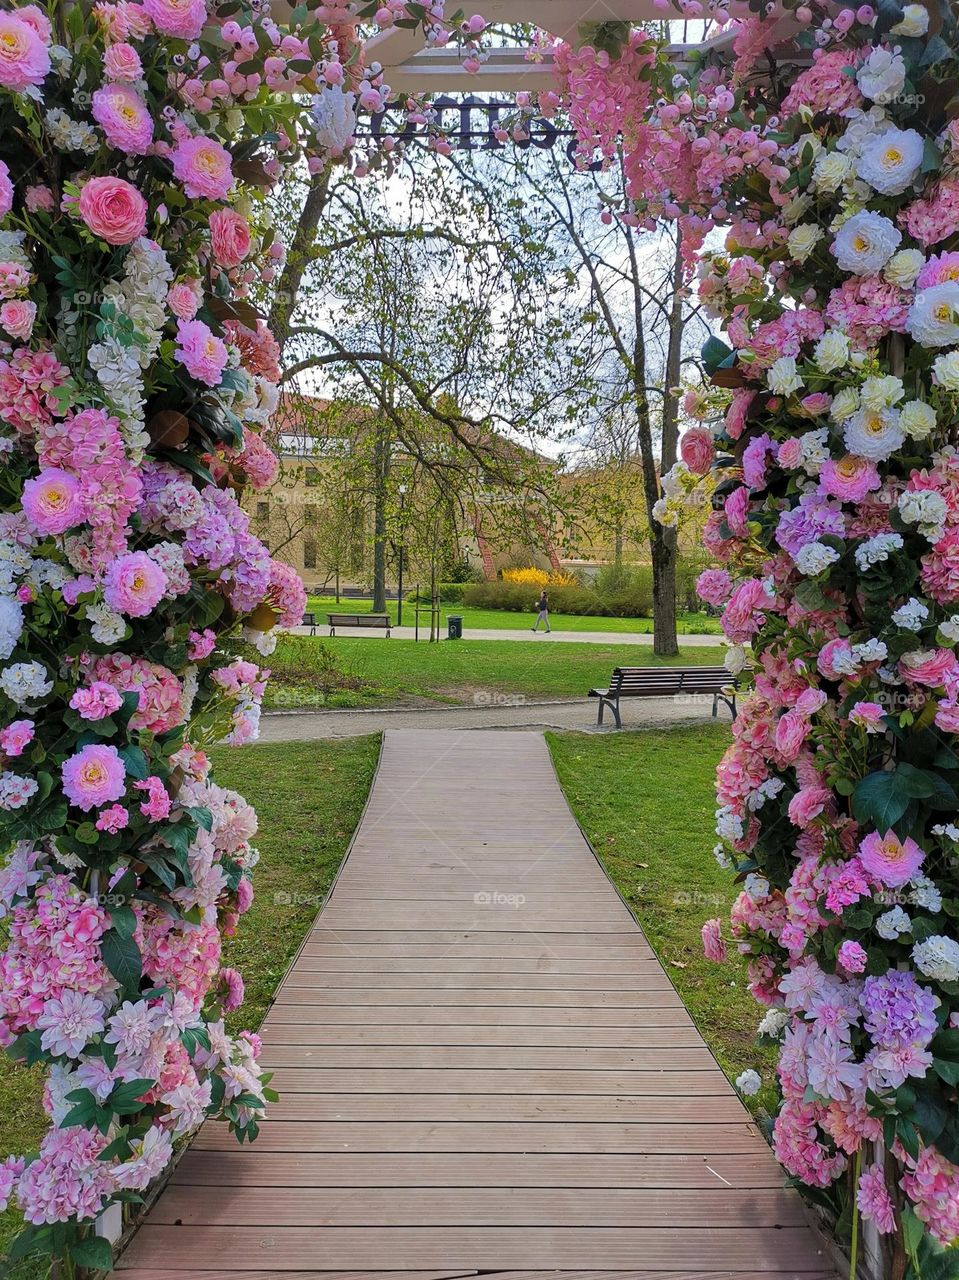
left=290, top=624, right=722, bottom=646
left=259, top=695, right=726, bottom=741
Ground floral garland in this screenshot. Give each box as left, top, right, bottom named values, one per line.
left=556, top=0, right=959, bottom=1267
left=0, top=0, right=485, bottom=1269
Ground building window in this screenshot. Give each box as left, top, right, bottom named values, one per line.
left=303, top=536, right=317, bottom=570
left=256, top=502, right=269, bottom=521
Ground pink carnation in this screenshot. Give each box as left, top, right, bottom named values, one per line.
left=77, top=176, right=147, bottom=246
left=171, top=134, right=233, bottom=201
left=103, top=551, right=167, bottom=618
left=174, top=319, right=228, bottom=387
left=91, top=83, right=153, bottom=155
left=858, top=829, right=924, bottom=888
left=209, top=208, right=251, bottom=269
left=61, top=743, right=126, bottom=812
left=21, top=468, right=82, bottom=535
left=0, top=11, right=50, bottom=93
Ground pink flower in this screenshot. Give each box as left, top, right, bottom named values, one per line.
left=187, top=628, right=216, bottom=661
left=209, top=208, right=251, bottom=269
left=167, top=278, right=201, bottom=320
left=775, top=709, right=807, bottom=763
left=171, top=134, right=233, bottom=201
left=0, top=161, right=12, bottom=221
left=819, top=455, right=881, bottom=504
left=0, top=300, right=35, bottom=340
left=91, top=84, right=153, bottom=155
left=103, top=41, right=142, bottom=81
left=788, top=786, right=831, bottom=828
left=217, top=966, right=245, bottom=1011
left=900, top=647, right=959, bottom=689
left=21, top=468, right=82, bottom=535
left=0, top=1155, right=23, bottom=1214
left=837, top=940, right=867, bottom=974
left=61, top=743, right=126, bottom=811
left=680, top=427, right=714, bottom=475
left=143, top=0, right=207, bottom=38
left=136, top=775, right=171, bottom=822
left=77, top=176, right=147, bottom=246
left=817, top=637, right=856, bottom=681
left=0, top=11, right=50, bottom=93
left=69, top=682, right=123, bottom=721
left=858, top=829, right=924, bottom=888
left=95, top=803, right=129, bottom=834
left=36, top=990, right=106, bottom=1058
left=850, top=701, right=886, bottom=731
left=174, top=318, right=228, bottom=387
left=0, top=720, right=33, bottom=757
left=724, top=485, right=751, bottom=536
left=778, top=437, right=802, bottom=469
left=701, top=918, right=727, bottom=962
left=103, top=550, right=167, bottom=618
left=722, top=577, right=768, bottom=643
left=696, top=568, right=732, bottom=606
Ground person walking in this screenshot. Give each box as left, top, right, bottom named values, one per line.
left=532, top=588, right=551, bottom=633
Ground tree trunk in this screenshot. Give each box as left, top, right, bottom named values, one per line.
left=651, top=525, right=678, bottom=657
left=371, top=419, right=390, bottom=613
left=269, top=167, right=332, bottom=355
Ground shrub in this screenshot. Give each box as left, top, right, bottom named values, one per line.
left=408, top=583, right=468, bottom=604
left=501, top=566, right=579, bottom=588
left=463, top=580, right=604, bottom=615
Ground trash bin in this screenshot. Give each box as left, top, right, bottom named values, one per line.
left=447, top=615, right=463, bottom=640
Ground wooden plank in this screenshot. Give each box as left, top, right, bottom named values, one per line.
left=289, top=957, right=661, bottom=973
left=300, top=943, right=655, bottom=959
left=149, top=1186, right=806, bottom=1228
left=192, top=1120, right=766, bottom=1154
left=270, top=990, right=682, bottom=1007
left=257, top=1023, right=699, bottom=1045
left=119, top=1225, right=829, bottom=1272
left=283, top=972, right=670, bottom=990
left=307, top=930, right=649, bottom=947
left=260, top=1045, right=716, bottom=1069
left=171, top=1150, right=789, bottom=1190
left=259, top=1006, right=694, bottom=1026
left=254, top=1068, right=732, bottom=1096
left=259, top=1095, right=748, bottom=1123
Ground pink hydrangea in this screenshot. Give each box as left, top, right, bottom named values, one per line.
left=265, top=558, right=307, bottom=627
left=900, top=177, right=959, bottom=249
left=171, top=134, right=234, bottom=200
left=69, top=681, right=123, bottom=721
left=16, top=1126, right=112, bottom=1226
left=858, top=829, right=924, bottom=888
left=174, top=319, right=228, bottom=387
left=0, top=719, right=34, bottom=757
left=103, top=550, right=167, bottom=618
left=187, top=628, right=217, bottom=661
left=136, top=775, right=171, bottom=822
left=780, top=47, right=864, bottom=116
left=21, top=468, right=82, bottom=535
left=61, top=743, right=126, bottom=812
left=91, top=83, right=153, bottom=154
left=95, top=803, right=129, bottom=834
left=90, top=654, right=183, bottom=735
left=899, top=1147, right=959, bottom=1245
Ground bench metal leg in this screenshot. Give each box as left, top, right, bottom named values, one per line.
left=329, top=627, right=335, bottom=637
left=715, top=693, right=736, bottom=721
left=597, top=696, right=621, bottom=729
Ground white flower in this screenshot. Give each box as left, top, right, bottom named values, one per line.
left=852, top=638, right=888, bottom=664
left=939, top=615, right=959, bottom=643
left=0, top=661, right=52, bottom=707
left=912, top=935, right=959, bottom=983
left=843, top=405, right=905, bottom=461
left=898, top=489, right=948, bottom=541
left=744, top=873, right=770, bottom=899
left=876, top=906, right=912, bottom=939
left=857, top=47, right=906, bottom=103
left=885, top=248, right=926, bottom=289
left=859, top=127, right=924, bottom=195
left=724, top=645, right=747, bottom=676
left=909, top=874, right=943, bottom=913
left=788, top=223, right=824, bottom=264
left=907, top=284, right=959, bottom=348
left=830, top=387, right=860, bottom=422
left=782, top=193, right=813, bottom=225
left=311, top=85, right=357, bottom=158
left=836, top=106, right=891, bottom=158
left=811, top=150, right=855, bottom=194
left=767, top=356, right=804, bottom=395
left=855, top=532, right=903, bottom=570
left=933, top=351, right=959, bottom=391
left=832, top=210, right=902, bottom=276
left=736, top=1069, right=762, bottom=1096
left=799, top=427, right=831, bottom=473
left=814, top=330, right=850, bottom=373
left=714, top=843, right=732, bottom=870
left=86, top=603, right=126, bottom=645
left=890, top=4, right=929, bottom=35
left=795, top=541, right=841, bottom=576
left=900, top=399, right=937, bottom=440
left=0, top=772, right=38, bottom=810
left=861, top=375, right=905, bottom=410
left=0, top=595, right=23, bottom=662
left=757, top=1008, right=789, bottom=1038
left=891, top=597, right=929, bottom=631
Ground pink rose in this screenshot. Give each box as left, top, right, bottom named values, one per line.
left=680, top=427, right=714, bottom=476
left=143, top=0, right=207, bottom=38
left=167, top=279, right=201, bottom=320
left=701, top=918, right=727, bottom=962
left=21, top=468, right=82, bottom=535
left=171, top=134, right=233, bottom=201
left=0, top=300, right=35, bottom=340
left=724, top=485, right=751, bottom=537
left=795, top=687, right=827, bottom=716
left=696, top=568, right=733, bottom=607
left=722, top=577, right=767, bottom=643
left=787, top=786, right=831, bottom=828
left=209, top=208, right=251, bottom=269
left=850, top=700, right=886, bottom=731
left=900, top=647, right=959, bottom=690
left=778, top=438, right=802, bottom=469
left=70, top=682, right=123, bottom=722
left=78, top=176, right=147, bottom=246
left=174, top=318, right=228, bottom=387
left=817, top=637, right=856, bottom=681
left=103, top=42, right=142, bottom=82
left=91, top=84, right=153, bottom=155
left=774, top=709, right=807, bottom=763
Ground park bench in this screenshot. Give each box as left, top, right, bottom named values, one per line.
left=302, top=611, right=316, bottom=636
left=589, top=665, right=737, bottom=728
left=327, top=612, right=392, bottom=637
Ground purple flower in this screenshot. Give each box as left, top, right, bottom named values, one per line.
left=775, top=492, right=845, bottom=557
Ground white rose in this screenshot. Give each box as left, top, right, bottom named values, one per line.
left=861, top=375, right=905, bottom=409
left=907, top=284, right=959, bottom=348
left=932, top=351, right=959, bottom=391
left=767, top=355, right=804, bottom=395
left=890, top=4, right=929, bottom=35
left=782, top=193, right=813, bottom=225
left=832, top=209, right=902, bottom=276
left=885, top=248, right=926, bottom=289
left=812, top=150, right=855, bottom=193
left=814, top=330, right=850, bottom=373
left=859, top=127, right=924, bottom=196
left=787, top=223, right=824, bottom=264
left=830, top=386, right=861, bottom=421
left=900, top=399, right=937, bottom=439
left=724, top=644, right=747, bottom=675
left=857, top=48, right=906, bottom=104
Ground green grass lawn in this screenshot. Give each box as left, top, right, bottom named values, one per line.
left=547, top=724, right=778, bottom=1120
left=265, top=635, right=729, bottom=709
left=0, top=736, right=379, bottom=1269
left=307, top=594, right=722, bottom=636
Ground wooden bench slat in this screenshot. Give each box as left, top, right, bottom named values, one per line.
left=588, top=666, right=737, bottom=728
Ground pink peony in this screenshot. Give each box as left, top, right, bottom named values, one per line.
left=900, top=647, right=959, bottom=689
left=21, top=468, right=82, bottom=535
left=209, top=208, right=251, bottom=269
left=174, top=319, right=228, bottom=387
left=103, top=41, right=142, bottom=81
left=61, top=743, right=126, bottom=812
left=0, top=720, right=33, bottom=757
left=0, top=11, right=50, bottom=93
left=103, top=551, right=167, bottom=618
left=858, top=829, right=924, bottom=888
left=143, top=0, right=207, bottom=38
left=701, top=918, right=727, bottom=962
left=680, top=427, right=714, bottom=475
left=0, top=300, right=35, bottom=340
left=171, top=134, right=233, bottom=201
left=77, top=176, right=147, bottom=246
left=0, top=161, right=12, bottom=221
left=91, top=84, right=153, bottom=155
left=819, top=456, right=881, bottom=504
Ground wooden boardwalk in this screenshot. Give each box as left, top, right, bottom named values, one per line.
left=119, top=729, right=831, bottom=1279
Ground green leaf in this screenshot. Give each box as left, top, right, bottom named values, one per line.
left=701, top=335, right=734, bottom=376
left=933, top=1057, right=959, bottom=1085
left=108, top=1078, right=152, bottom=1115
left=70, top=1234, right=114, bottom=1270
left=853, top=769, right=911, bottom=830
left=902, top=1204, right=925, bottom=1255
left=118, top=744, right=149, bottom=781
left=109, top=904, right=137, bottom=939
left=921, top=34, right=952, bottom=69
left=100, top=929, right=142, bottom=993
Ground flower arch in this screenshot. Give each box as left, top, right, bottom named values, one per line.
left=553, top=0, right=959, bottom=1268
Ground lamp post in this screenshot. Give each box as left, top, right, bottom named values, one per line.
left=397, top=484, right=407, bottom=628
